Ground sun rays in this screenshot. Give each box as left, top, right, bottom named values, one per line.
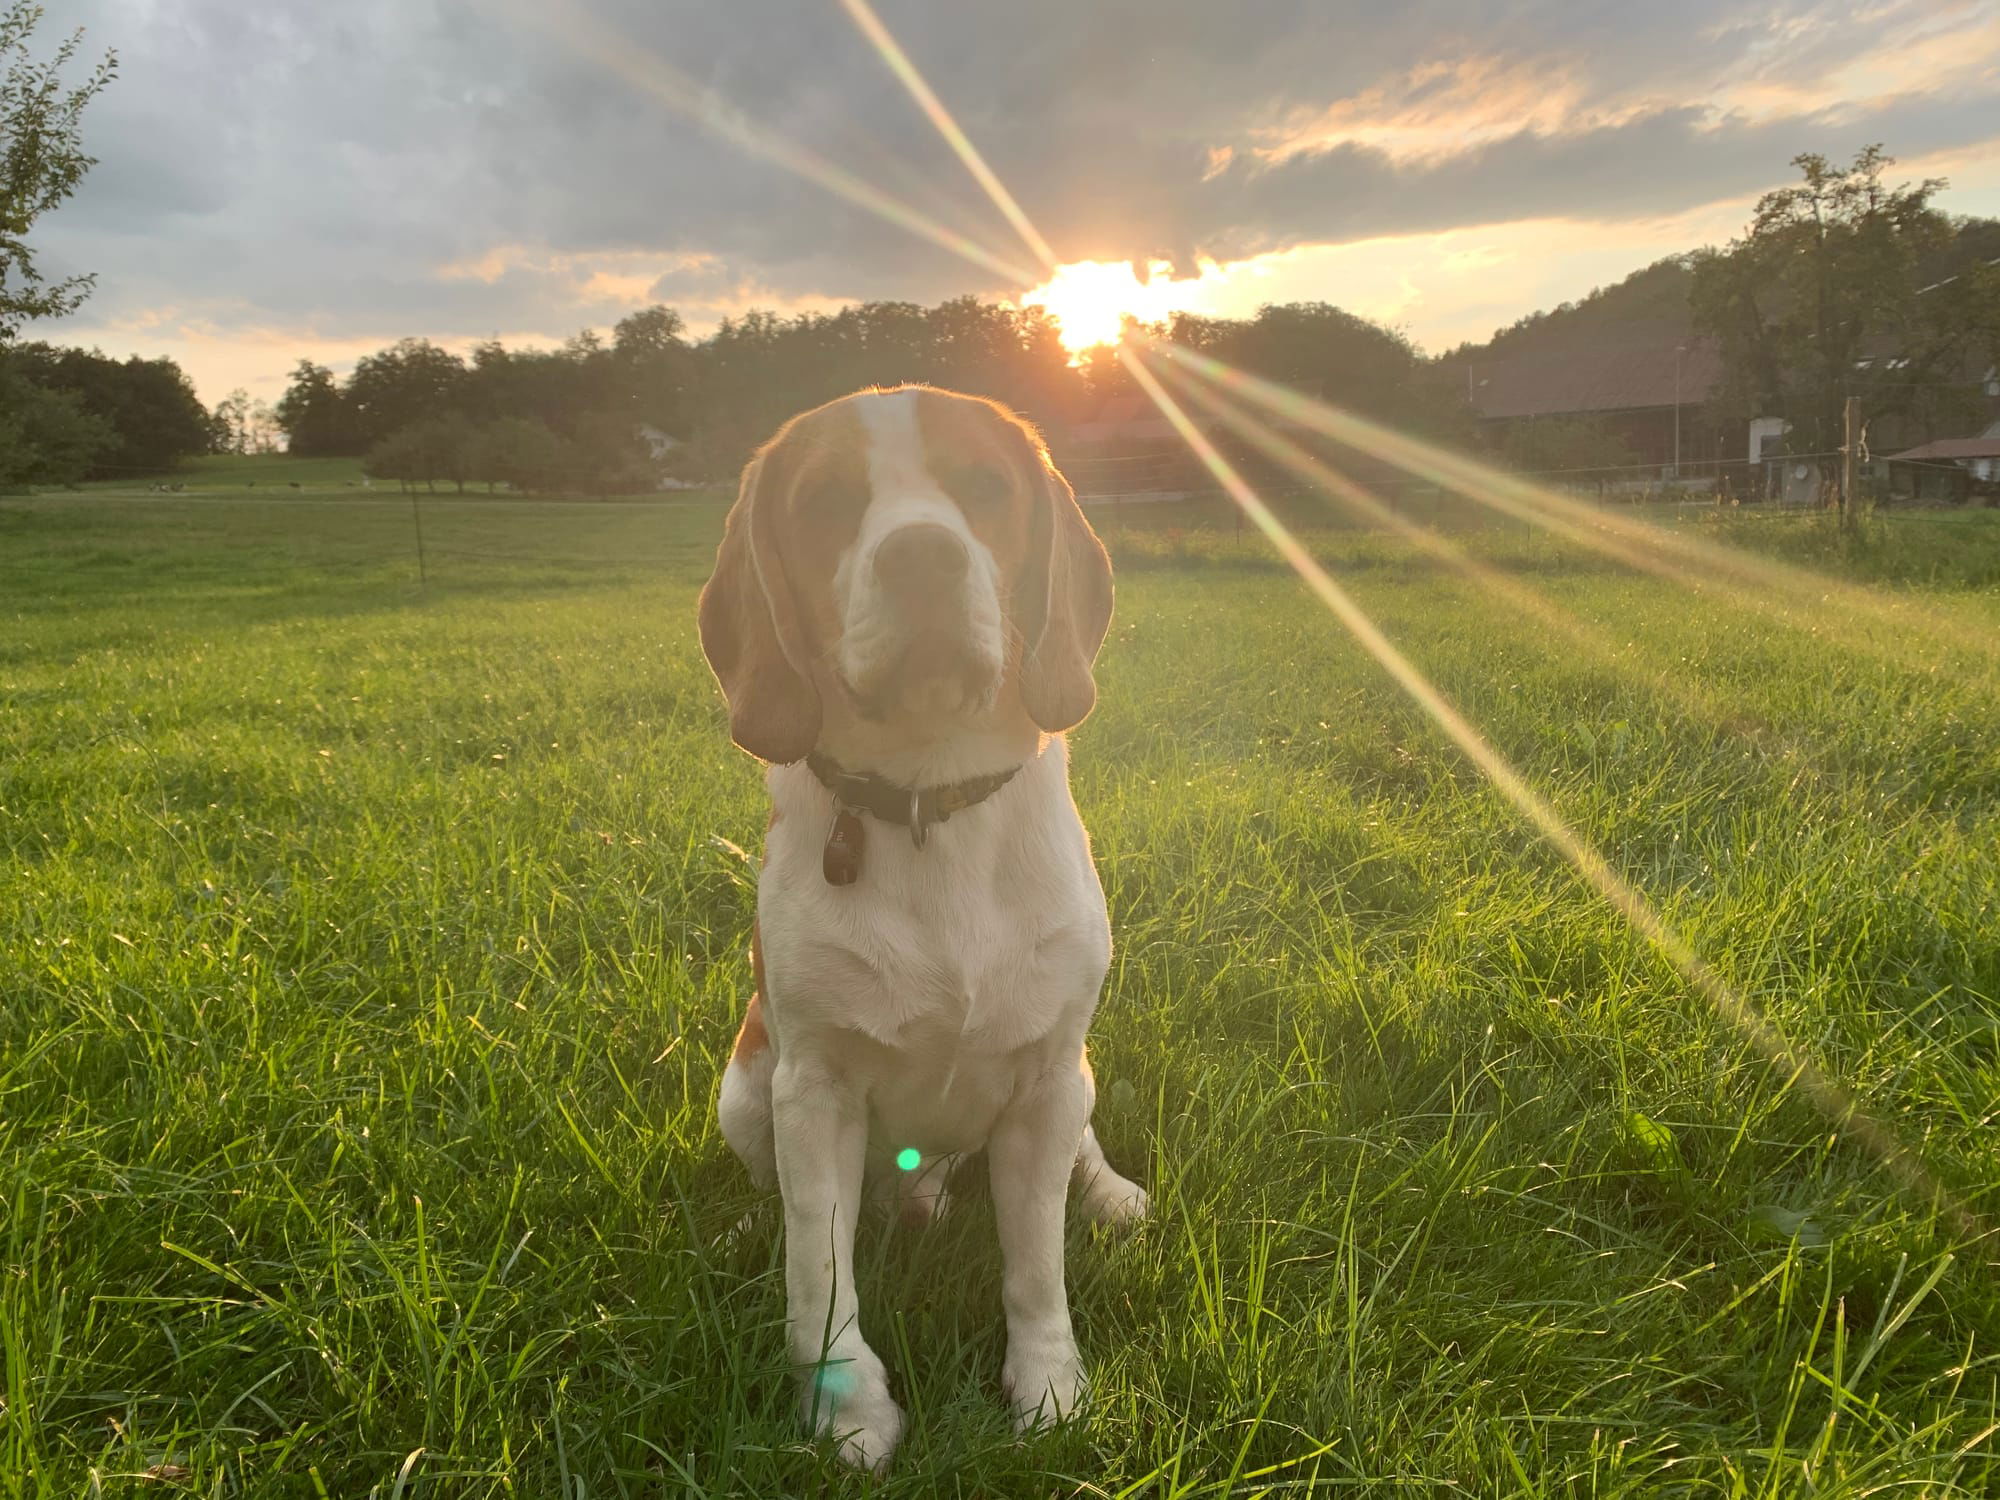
left=487, top=0, right=1038, bottom=288
left=1155, top=344, right=2000, bottom=683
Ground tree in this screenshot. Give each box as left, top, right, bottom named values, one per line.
left=424, top=412, right=479, bottom=492
left=210, top=388, right=251, bottom=455
left=245, top=399, right=282, bottom=455
left=364, top=414, right=480, bottom=493
left=612, top=304, right=689, bottom=434
left=7, top=340, right=210, bottom=473
left=567, top=410, right=655, bottom=495
left=1, top=2, right=116, bottom=335
left=1077, top=336, right=1138, bottom=406
left=274, top=360, right=354, bottom=455
left=345, top=337, right=467, bottom=448
left=470, top=416, right=572, bottom=494
left=1167, top=302, right=1463, bottom=440
left=1691, top=146, right=1977, bottom=458
left=362, top=426, right=427, bottom=492
left=0, top=350, right=111, bottom=485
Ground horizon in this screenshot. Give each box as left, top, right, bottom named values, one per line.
left=29, top=0, right=2000, bottom=406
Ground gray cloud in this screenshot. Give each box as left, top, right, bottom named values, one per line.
left=32, top=0, right=2000, bottom=363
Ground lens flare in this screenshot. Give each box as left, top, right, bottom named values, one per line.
left=1157, top=343, right=1998, bottom=683
left=490, top=0, right=1037, bottom=287
left=895, top=1147, right=922, bottom=1172
left=1158, top=360, right=1754, bottom=735
left=1122, top=341, right=1979, bottom=1238
left=838, top=0, right=1059, bottom=273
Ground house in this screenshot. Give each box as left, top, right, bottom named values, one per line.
left=635, top=424, right=681, bottom=461
left=1885, top=427, right=2000, bottom=503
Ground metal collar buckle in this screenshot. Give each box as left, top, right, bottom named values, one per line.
left=908, top=787, right=929, bottom=849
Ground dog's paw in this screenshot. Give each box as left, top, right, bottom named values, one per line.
left=833, top=1400, right=905, bottom=1473
left=1003, top=1339, right=1086, bottom=1434
left=1077, top=1167, right=1150, bottom=1228
left=804, top=1351, right=905, bottom=1472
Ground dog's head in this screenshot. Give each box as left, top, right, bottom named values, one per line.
left=698, top=385, right=1113, bottom=764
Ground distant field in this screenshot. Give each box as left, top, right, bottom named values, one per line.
left=2, top=494, right=1998, bottom=1494
left=77, top=452, right=375, bottom=495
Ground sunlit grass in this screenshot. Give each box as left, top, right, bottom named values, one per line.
left=2, top=495, right=1998, bottom=1494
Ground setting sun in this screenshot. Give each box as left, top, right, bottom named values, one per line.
left=1022, top=258, right=1210, bottom=352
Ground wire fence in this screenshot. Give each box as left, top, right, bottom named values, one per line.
left=38, top=431, right=1995, bottom=586
left=18, top=464, right=1995, bottom=594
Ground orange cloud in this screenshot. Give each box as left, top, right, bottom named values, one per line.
left=1250, top=54, right=1644, bottom=166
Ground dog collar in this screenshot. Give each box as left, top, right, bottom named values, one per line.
left=804, top=751, right=1021, bottom=853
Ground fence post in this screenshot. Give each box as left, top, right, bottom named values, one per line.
left=1841, top=395, right=1860, bottom=531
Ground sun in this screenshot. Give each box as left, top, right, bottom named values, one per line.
left=1022, top=259, right=1209, bottom=354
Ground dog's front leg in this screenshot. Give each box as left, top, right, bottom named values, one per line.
left=770, top=1056, right=902, bottom=1470
left=989, top=1061, right=1090, bottom=1431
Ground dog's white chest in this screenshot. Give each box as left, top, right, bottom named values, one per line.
left=756, top=746, right=1110, bottom=1151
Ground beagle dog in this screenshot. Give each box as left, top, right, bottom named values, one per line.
left=699, top=385, right=1148, bottom=1470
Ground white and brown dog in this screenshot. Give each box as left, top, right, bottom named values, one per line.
left=698, top=384, right=1148, bottom=1470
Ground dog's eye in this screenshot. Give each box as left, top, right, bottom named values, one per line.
left=949, top=464, right=1009, bottom=516
left=804, top=481, right=871, bottom=529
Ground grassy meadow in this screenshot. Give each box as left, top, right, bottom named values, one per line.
left=3, top=489, right=1999, bottom=1496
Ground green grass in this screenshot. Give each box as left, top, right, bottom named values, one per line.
left=3, top=494, right=1998, bottom=1496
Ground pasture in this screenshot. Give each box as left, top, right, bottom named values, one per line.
left=2, top=492, right=1998, bottom=1496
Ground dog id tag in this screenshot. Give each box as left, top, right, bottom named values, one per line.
left=823, top=808, right=865, bottom=886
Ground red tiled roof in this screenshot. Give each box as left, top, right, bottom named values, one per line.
left=1466, top=339, right=1724, bottom=420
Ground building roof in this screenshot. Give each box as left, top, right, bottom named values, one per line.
left=1464, top=339, right=1724, bottom=420
left=1885, top=437, right=2000, bottom=462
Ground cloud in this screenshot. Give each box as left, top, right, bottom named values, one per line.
left=28, top=0, right=2000, bottom=399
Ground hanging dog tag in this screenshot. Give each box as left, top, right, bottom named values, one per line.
left=823, top=808, right=865, bottom=886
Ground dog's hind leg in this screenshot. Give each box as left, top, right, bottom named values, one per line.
left=1072, top=1125, right=1148, bottom=1225
left=890, top=1151, right=960, bottom=1228
left=1070, top=1052, right=1148, bottom=1225
left=717, top=991, right=777, bottom=1189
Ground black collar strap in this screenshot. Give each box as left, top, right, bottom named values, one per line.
left=805, top=751, right=1021, bottom=850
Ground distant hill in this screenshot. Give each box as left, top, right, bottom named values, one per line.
left=1439, top=217, right=2000, bottom=367
left=1451, top=257, right=1696, bottom=362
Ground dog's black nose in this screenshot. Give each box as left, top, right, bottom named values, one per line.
left=873, top=523, right=968, bottom=591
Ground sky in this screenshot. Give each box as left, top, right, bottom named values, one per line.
left=29, top=0, right=2000, bottom=405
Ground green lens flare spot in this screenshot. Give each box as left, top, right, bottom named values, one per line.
left=896, top=1147, right=922, bottom=1172
left=813, top=1363, right=854, bottom=1401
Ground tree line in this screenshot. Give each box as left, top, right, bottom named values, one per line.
left=0, top=341, right=211, bottom=487
left=1, top=294, right=1461, bottom=492
left=286, top=298, right=1466, bottom=495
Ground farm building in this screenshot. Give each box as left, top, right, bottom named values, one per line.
left=1461, top=333, right=1743, bottom=476
left=1886, top=430, right=2000, bottom=503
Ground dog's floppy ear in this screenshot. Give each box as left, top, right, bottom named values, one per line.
left=1019, top=459, right=1114, bottom=733
left=698, top=451, right=822, bottom=763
